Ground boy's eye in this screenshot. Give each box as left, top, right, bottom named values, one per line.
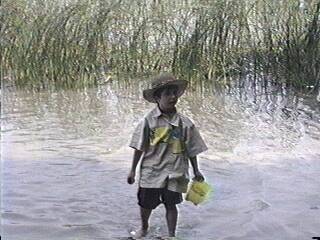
left=164, top=89, right=177, bottom=96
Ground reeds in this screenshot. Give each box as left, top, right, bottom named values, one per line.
left=1, top=0, right=319, bottom=90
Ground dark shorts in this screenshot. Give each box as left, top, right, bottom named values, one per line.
left=138, top=187, right=183, bottom=209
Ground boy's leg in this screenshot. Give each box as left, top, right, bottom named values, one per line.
left=161, top=189, right=182, bottom=237
left=140, top=207, right=152, bottom=235
left=165, top=205, right=178, bottom=237
left=130, top=207, right=152, bottom=238
left=134, top=188, right=161, bottom=237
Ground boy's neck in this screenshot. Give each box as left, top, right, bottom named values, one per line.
left=158, top=105, right=177, bottom=116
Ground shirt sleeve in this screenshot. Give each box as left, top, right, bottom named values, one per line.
left=185, top=124, right=208, bottom=158
left=129, top=118, right=149, bottom=151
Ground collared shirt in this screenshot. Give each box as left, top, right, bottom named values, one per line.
left=129, top=106, right=208, bottom=193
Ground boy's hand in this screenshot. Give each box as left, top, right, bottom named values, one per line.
left=193, top=170, right=205, bottom=182
left=127, top=171, right=136, bottom=184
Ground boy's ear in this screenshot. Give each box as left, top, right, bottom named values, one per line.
left=154, top=95, right=160, bottom=103
left=153, top=91, right=161, bottom=103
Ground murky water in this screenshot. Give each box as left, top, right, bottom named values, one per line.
left=1, top=79, right=320, bottom=240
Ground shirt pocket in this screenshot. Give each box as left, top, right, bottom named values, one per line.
left=170, top=126, right=185, bottom=154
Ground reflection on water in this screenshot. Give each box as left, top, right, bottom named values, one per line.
left=1, top=78, right=320, bottom=239
left=3, top=79, right=319, bottom=160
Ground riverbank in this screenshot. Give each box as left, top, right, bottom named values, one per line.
left=2, top=0, right=319, bottom=90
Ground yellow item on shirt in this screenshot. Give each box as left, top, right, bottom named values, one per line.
left=150, top=127, right=171, bottom=145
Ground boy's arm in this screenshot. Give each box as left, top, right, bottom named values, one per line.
left=189, top=156, right=205, bottom=182
left=127, top=149, right=143, bottom=184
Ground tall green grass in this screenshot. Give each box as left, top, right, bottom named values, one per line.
left=1, top=0, right=319, bottom=90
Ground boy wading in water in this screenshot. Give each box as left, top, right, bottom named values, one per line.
left=127, top=73, right=208, bottom=239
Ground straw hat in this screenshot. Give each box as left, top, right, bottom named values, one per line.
left=143, top=73, right=187, bottom=103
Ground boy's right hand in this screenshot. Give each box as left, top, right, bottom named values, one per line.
left=127, top=171, right=135, bottom=184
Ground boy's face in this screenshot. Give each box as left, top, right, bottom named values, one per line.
left=155, top=86, right=179, bottom=113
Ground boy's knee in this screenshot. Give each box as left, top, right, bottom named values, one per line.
left=165, top=204, right=177, bottom=211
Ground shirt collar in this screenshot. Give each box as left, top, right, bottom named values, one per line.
left=152, top=106, right=180, bottom=127
left=153, top=106, right=162, bottom=118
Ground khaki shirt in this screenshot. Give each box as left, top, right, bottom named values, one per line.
left=129, top=106, right=208, bottom=193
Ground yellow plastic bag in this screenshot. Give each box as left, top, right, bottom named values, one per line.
left=185, top=181, right=213, bottom=205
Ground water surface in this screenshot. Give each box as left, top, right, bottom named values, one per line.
left=2, top=79, right=320, bottom=239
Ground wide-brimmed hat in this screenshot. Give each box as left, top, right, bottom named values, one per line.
left=143, top=73, right=187, bottom=103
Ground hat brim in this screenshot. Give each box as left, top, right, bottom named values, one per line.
left=143, top=80, right=187, bottom=103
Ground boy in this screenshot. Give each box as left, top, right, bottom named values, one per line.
left=127, top=73, right=208, bottom=239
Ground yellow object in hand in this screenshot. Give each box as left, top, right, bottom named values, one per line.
left=185, top=181, right=213, bottom=205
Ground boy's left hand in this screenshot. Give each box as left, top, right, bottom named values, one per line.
left=127, top=171, right=136, bottom=184
left=193, top=170, right=205, bottom=182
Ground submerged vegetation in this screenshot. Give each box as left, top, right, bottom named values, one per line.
left=1, top=0, right=320, bottom=90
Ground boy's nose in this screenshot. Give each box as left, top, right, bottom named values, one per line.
left=169, top=93, right=177, bottom=100
left=169, top=91, right=178, bottom=98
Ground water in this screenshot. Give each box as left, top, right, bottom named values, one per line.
left=1, top=79, right=320, bottom=240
